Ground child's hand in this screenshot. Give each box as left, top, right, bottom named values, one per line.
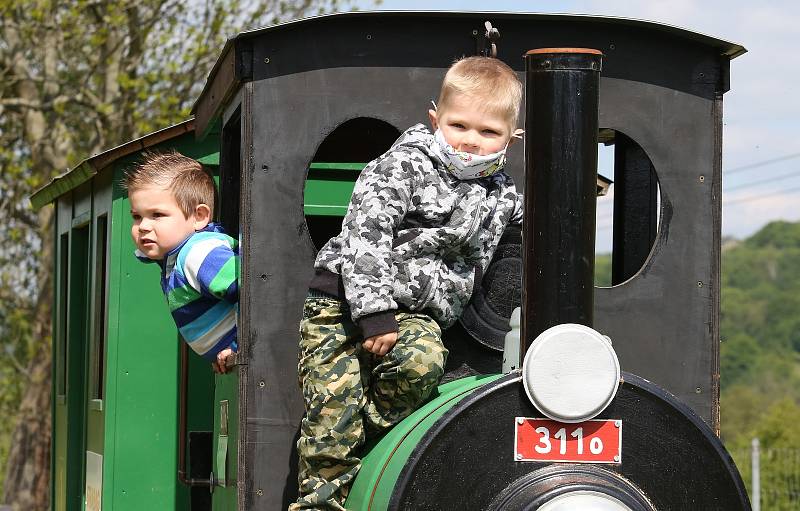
left=363, top=332, right=397, bottom=356
left=212, top=348, right=235, bottom=374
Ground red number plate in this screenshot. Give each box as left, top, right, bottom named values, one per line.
left=515, top=417, right=622, bottom=463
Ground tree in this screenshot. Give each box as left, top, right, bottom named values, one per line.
left=0, top=1, right=349, bottom=508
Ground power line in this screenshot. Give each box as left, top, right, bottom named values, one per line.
left=724, top=183, right=800, bottom=205
left=724, top=152, right=800, bottom=175
left=725, top=169, right=800, bottom=192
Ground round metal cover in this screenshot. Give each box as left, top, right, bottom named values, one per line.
left=522, top=324, right=620, bottom=423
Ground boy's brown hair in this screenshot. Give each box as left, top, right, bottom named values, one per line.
left=123, top=151, right=216, bottom=218
left=437, top=56, right=523, bottom=128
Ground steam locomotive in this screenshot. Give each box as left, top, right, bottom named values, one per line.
left=33, top=10, right=749, bottom=511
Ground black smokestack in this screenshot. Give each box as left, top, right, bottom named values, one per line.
left=521, top=48, right=603, bottom=355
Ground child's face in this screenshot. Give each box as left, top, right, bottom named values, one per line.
left=129, top=184, right=210, bottom=260
left=428, top=93, right=513, bottom=156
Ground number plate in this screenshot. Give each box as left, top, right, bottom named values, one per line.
left=514, top=417, right=622, bottom=463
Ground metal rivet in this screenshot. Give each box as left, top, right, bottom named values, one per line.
left=264, top=57, right=270, bottom=64
left=517, top=417, right=524, bottom=425
left=699, top=175, right=705, bottom=182
left=542, top=60, right=552, bottom=69
left=256, top=489, right=263, bottom=496
left=260, top=274, right=268, bottom=281
left=699, top=72, right=705, bottom=78
left=697, top=281, right=703, bottom=288
left=609, top=43, right=616, bottom=50
left=615, top=420, right=621, bottom=428
left=472, top=29, right=478, bottom=35
left=259, top=381, right=265, bottom=388
left=614, top=455, right=620, bottom=462
left=516, top=453, right=523, bottom=460
left=696, top=387, right=702, bottom=394
left=262, top=164, right=269, bottom=172
left=366, top=34, right=372, bottom=40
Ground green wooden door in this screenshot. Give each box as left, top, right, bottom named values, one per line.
left=65, top=220, right=90, bottom=511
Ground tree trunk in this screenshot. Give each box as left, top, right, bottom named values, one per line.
left=2, top=344, right=52, bottom=511
left=3, top=210, right=54, bottom=511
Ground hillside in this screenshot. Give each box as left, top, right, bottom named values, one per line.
left=596, top=220, right=800, bottom=447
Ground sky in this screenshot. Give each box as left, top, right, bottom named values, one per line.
left=354, top=0, right=800, bottom=250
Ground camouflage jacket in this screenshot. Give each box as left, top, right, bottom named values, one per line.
left=313, top=124, right=523, bottom=337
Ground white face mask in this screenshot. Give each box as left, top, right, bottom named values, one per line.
left=430, top=128, right=507, bottom=180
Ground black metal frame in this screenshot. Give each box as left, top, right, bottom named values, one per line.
left=193, top=11, right=744, bottom=508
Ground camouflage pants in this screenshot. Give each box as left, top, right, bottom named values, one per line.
left=290, top=296, right=447, bottom=511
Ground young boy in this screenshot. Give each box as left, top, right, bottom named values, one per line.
left=293, top=56, right=524, bottom=510
left=124, top=151, right=238, bottom=374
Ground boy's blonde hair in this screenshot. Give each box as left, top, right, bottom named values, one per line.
left=123, top=151, right=216, bottom=218
left=437, top=56, right=523, bottom=128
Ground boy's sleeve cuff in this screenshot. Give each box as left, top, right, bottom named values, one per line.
left=357, top=310, right=398, bottom=339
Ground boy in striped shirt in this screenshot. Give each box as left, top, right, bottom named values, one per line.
left=125, top=151, right=238, bottom=373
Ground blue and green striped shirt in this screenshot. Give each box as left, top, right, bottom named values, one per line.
left=136, top=223, right=239, bottom=360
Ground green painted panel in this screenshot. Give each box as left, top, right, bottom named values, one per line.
left=211, top=370, right=239, bottom=510
left=54, top=400, right=67, bottom=511
left=65, top=224, right=90, bottom=511
left=345, top=374, right=504, bottom=510
left=303, top=163, right=363, bottom=217
left=309, top=162, right=365, bottom=170
left=86, top=182, right=111, bottom=460
left=197, top=152, right=220, bottom=165
left=101, top=131, right=221, bottom=511
left=53, top=219, right=69, bottom=511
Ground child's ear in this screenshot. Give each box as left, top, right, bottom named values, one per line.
left=193, top=203, right=212, bottom=230
left=428, top=109, right=439, bottom=131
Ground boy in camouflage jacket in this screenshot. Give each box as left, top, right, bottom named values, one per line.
left=292, top=56, right=524, bottom=510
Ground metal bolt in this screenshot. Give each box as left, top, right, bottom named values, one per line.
left=614, top=455, right=620, bottom=462
left=260, top=274, right=268, bottom=281
left=516, top=453, right=523, bottom=460
left=699, top=175, right=705, bottom=183
left=697, top=281, right=703, bottom=288
left=259, top=380, right=265, bottom=388
left=517, top=417, right=524, bottom=425
left=262, top=164, right=269, bottom=172
left=615, top=420, right=621, bottom=428
left=696, top=387, right=702, bottom=394
left=256, top=489, right=263, bottom=496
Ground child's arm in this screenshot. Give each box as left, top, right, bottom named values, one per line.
left=510, top=189, right=524, bottom=226
left=183, top=238, right=239, bottom=302
left=338, top=149, right=417, bottom=337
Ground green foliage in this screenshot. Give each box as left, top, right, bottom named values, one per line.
left=594, top=252, right=612, bottom=287
left=745, top=221, right=800, bottom=251
left=729, top=399, right=800, bottom=511
left=721, top=221, right=800, bottom=384
left=720, top=221, right=800, bottom=508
